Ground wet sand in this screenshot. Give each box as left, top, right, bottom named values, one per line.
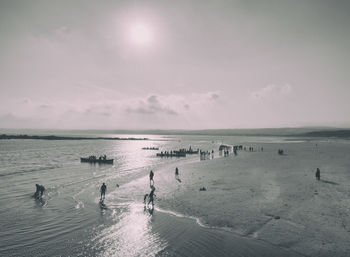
left=152, top=208, right=303, bottom=257
left=140, top=139, right=350, bottom=256
left=91, top=198, right=302, bottom=257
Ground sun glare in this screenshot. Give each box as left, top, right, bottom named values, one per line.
left=128, top=23, right=153, bottom=46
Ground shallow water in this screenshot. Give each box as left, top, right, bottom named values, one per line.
left=0, top=132, right=306, bottom=256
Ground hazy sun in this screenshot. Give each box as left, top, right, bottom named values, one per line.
left=128, top=23, right=153, bottom=46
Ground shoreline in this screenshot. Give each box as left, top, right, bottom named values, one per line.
left=147, top=139, right=350, bottom=257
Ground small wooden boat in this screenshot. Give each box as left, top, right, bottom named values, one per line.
left=80, top=157, right=114, bottom=164
left=142, top=147, right=159, bottom=150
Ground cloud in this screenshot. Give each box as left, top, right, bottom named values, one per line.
left=38, top=104, right=53, bottom=109
left=251, top=84, right=292, bottom=100
left=0, top=113, right=18, bottom=123
left=147, top=95, right=159, bottom=104
left=1, top=91, right=225, bottom=129
left=84, top=108, right=112, bottom=117
left=0, top=113, right=43, bottom=128
left=19, top=98, right=32, bottom=105
left=210, top=93, right=220, bottom=100
left=125, top=94, right=178, bottom=116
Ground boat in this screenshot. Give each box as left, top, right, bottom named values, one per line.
left=185, top=149, right=199, bottom=154
left=175, top=147, right=199, bottom=154
left=80, top=157, right=114, bottom=164
left=142, top=147, right=159, bottom=150
left=156, top=152, right=186, bottom=157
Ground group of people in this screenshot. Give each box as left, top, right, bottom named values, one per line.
left=145, top=167, right=182, bottom=206
left=142, top=147, right=159, bottom=150
left=33, top=184, right=45, bottom=198
left=200, top=150, right=214, bottom=160
left=87, top=155, right=108, bottom=160
left=143, top=170, right=156, bottom=207
left=144, top=185, right=156, bottom=207
left=38, top=169, right=154, bottom=209
left=158, top=150, right=185, bottom=157
left=223, top=150, right=230, bottom=157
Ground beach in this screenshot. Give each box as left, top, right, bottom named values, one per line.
left=150, top=139, right=350, bottom=256
left=1, top=134, right=350, bottom=256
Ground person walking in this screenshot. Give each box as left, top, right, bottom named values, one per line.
left=149, top=170, right=154, bottom=186
left=315, top=168, right=320, bottom=181
left=100, top=183, right=107, bottom=201
left=148, top=185, right=156, bottom=207
left=175, top=167, right=182, bottom=182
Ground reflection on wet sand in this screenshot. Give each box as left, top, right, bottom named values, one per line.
left=93, top=202, right=166, bottom=257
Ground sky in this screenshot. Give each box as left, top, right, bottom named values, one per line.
left=0, top=0, right=349, bottom=130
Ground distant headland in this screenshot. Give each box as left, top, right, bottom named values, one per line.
left=0, top=134, right=148, bottom=141
left=298, top=130, right=350, bottom=138
left=109, top=128, right=350, bottom=137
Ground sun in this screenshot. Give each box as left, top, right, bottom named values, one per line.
left=128, top=23, right=153, bottom=46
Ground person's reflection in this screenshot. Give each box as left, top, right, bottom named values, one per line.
left=144, top=205, right=154, bottom=216
left=148, top=206, right=154, bottom=215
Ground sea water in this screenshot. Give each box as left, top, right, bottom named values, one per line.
left=0, top=131, right=219, bottom=256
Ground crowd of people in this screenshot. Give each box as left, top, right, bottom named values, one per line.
left=157, top=150, right=186, bottom=157
left=200, top=150, right=214, bottom=160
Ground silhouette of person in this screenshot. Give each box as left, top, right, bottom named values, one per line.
left=149, top=170, right=154, bottom=185
left=148, top=185, right=156, bottom=206
left=39, top=185, right=45, bottom=197
left=34, top=184, right=41, bottom=198
left=34, top=184, right=45, bottom=198
left=100, top=183, right=107, bottom=200
left=316, top=168, right=320, bottom=181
